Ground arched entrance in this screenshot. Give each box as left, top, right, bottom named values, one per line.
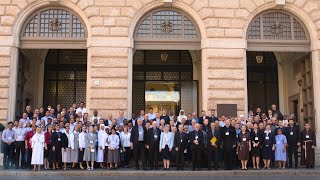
left=43, top=49, right=87, bottom=108
left=246, top=10, right=313, bottom=128
left=247, top=52, right=279, bottom=113
left=16, top=7, right=88, bottom=117
left=132, top=9, right=201, bottom=116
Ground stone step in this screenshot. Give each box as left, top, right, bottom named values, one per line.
left=0, top=169, right=319, bottom=177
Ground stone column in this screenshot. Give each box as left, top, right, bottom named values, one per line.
left=87, top=37, right=130, bottom=118
left=203, top=38, right=246, bottom=116
left=6, top=47, right=19, bottom=121
left=311, top=50, right=320, bottom=165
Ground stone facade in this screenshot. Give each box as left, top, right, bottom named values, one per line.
left=0, top=0, right=320, bottom=163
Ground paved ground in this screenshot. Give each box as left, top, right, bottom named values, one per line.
left=0, top=169, right=319, bottom=180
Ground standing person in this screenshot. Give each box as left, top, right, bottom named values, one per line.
left=97, top=124, right=107, bottom=168
left=275, top=128, right=287, bottom=169
left=61, top=125, right=71, bottom=170
left=121, top=126, right=131, bottom=168
left=160, top=109, right=170, bottom=125
left=174, top=124, right=188, bottom=170
left=146, top=121, right=161, bottom=170
left=2, top=122, right=16, bottom=169
left=44, top=125, right=53, bottom=170
left=159, top=125, right=174, bottom=170
left=83, top=126, right=97, bottom=170
left=24, top=124, right=36, bottom=169
left=107, top=128, right=120, bottom=170
left=237, top=125, right=251, bottom=170
left=262, top=125, right=275, bottom=169
left=130, top=118, right=147, bottom=170
left=78, top=126, right=87, bottom=169
left=31, top=126, right=45, bottom=171
left=220, top=119, right=237, bottom=170
left=14, top=121, right=27, bottom=169
left=300, top=123, right=317, bottom=168
left=284, top=118, right=300, bottom=168
left=51, top=124, right=63, bottom=170
left=250, top=123, right=262, bottom=169
left=189, top=123, right=203, bottom=171
left=207, top=122, right=220, bottom=170
left=70, top=125, right=80, bottom=169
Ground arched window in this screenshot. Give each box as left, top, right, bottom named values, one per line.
left=134, top=9, right=200, bottom=50
left=247, top=11, right=310, bottom=51
left=21, top=8, right=87, bottom=48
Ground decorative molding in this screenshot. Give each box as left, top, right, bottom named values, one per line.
left=48, top=0, right=60, bottom=5
left=163, top=0, right=173, bottom=7
left=275, top=0, right=285, bottom=5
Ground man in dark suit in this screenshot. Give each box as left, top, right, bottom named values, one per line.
left=207, top=122, right=221, bottom=170
left=220, top=119, right=237, bottom=170
left=189, top=123, right=203, bottom=171
left=198, top=110, right=210, bottom=125
left=130, top=118, right=148, bottom=170
left=284, top=118, right=300, bottom=168
left=209, top=110, right=218, bottom=123
left=146, top=121, right=161, bottom=170
left=174, top=124, right=188, bottom=170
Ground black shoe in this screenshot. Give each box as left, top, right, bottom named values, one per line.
left=176, top=167, right=180, bottom=170
left=155, top=167, right=159, bottom=170
left=143, top=167, right=148, bottom=171
left=149, top=167, right=154, bottom=170
left=135, top=167, right=139, bottom=170
left=181, top=167, right=184, bottom=171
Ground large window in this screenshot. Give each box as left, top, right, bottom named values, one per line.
left=22, top=8, right=86, bottom=38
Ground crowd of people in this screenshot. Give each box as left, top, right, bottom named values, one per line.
left=1, top=102, right=317, bottom=171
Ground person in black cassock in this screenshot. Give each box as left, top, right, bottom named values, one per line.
left=189, top=123, right=203, bottom=171
left=284, top=118, right=300, bottom=168
left=174, top=124, right=188, bottom=170
left=207, top=122, right=221, bottom=170
left=220, top=119, right=237, bottom=170
left=51, top=124, right=63, bottom=169
left=146, top=121, right=161, bottom=170
left=130, top=118, right=148, bottom=170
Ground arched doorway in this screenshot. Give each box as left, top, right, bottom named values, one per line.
left=17, top=7, right=87, bottom=117
left=132, top=9, right=201, bottom=116
left=43, top=49, right=87, bottom=108
left=247, top=52, right=279, bottom=112
left=246, top=10, right=313, bottom=128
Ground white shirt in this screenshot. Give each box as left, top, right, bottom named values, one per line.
left=120, top=132, right=131, bottom=148
left=14, top=127, right=27, bottom=141
left=108, top=134, right=119, bottom=149
left=178, top=115, right=187, bottom=123
left=76, top=107, right=87, bottom=116
left=148, top=113, right=156, bottom=120
left=90, top=116, right=101, bottom=124
left=79, top=132, right=86, bottom=148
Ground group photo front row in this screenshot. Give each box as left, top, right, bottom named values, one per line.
left=1, top=102, right=317, bottom=171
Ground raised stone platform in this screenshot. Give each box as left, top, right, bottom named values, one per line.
left=0, top=169, right=319, bottom=177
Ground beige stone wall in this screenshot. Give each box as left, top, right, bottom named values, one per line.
left=0, top=0, right=320, bottom=121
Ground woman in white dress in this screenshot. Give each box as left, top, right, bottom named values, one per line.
left=97, top=124, right=107, bottom=168
left=61, top=125, right=71, bottom=170
left=31, top=126, right=45, bottom=171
